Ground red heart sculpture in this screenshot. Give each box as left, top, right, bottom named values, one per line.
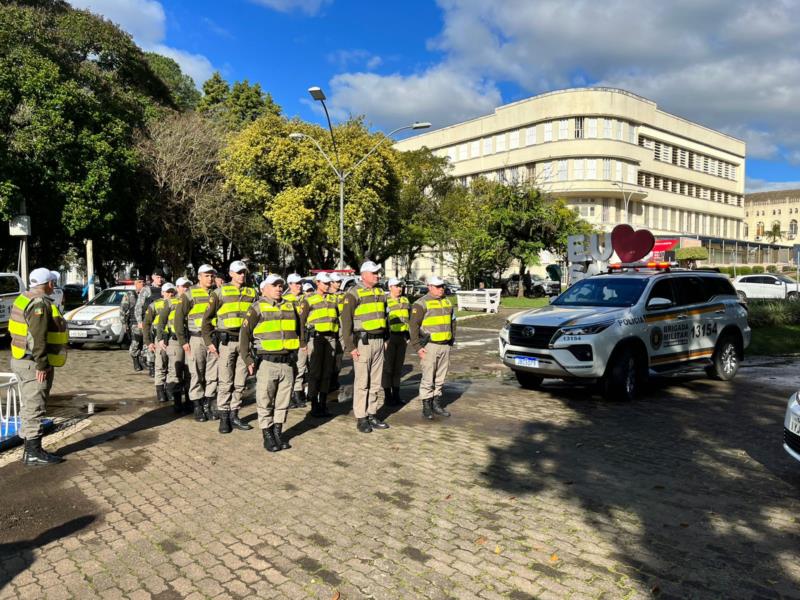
left=611, top=224, right=655, bottom=263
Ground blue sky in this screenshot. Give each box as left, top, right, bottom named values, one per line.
left=70, top=0, right=800, bottom=192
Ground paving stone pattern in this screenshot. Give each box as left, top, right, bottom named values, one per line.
left=1, top=314, right=800, bottom=599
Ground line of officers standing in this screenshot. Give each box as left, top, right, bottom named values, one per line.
left=122, top=260, right=457, bottom=453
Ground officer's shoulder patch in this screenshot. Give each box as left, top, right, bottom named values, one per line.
left=33, top=307, right=44, bottom=316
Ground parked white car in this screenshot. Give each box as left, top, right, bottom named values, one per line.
left=733, top=273, right=800, bottom=301
left=785, top=392, right=800, bottom=463
left=0, top=272, right=64, bottom=335
left=64, top=285, right=133, bottom=346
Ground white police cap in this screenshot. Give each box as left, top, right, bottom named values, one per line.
left=260, top=274, right=284, bottom=288
left=198, top=264, right=216, bottom=274
left=175, top=277, right=192, bottom=287
left=428, top=276, right=445, bottom=286
left=359, top=260, right=381, bottom=273
left=387, top=277, right=402, bottom=287
left=315, top=272, right=331, bottom=283
left=228, top=260, right=248, bottom=273
left=286, top=273, right=302, bottom=284
left=329, top=272, right=342, bottom=282
left=162, top=282, right=177, bottom=292
left=29, top=267, right=55, bottom=286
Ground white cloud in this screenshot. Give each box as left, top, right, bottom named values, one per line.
left=328, top=0, right=800, bottom=177
left=249, top=0, right=332, bottom=16
left=746, top=178, right=800, bottom=193
left=327, top=49, right=382, bottom=71
left=69, top=0, right=214, bottom=87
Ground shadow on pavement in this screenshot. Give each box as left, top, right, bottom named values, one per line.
left=0, top=516, right=97, bottom=590
left=482, top=374, right=800, bottom=597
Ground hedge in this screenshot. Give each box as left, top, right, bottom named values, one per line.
left=746, top=299, right=800, bottom=328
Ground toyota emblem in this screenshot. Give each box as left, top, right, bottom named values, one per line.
left=522, top=326, right=535, bottom=337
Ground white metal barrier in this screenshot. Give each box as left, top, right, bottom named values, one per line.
left=0, top=372, right=21, bottom=438
left=455, top=289, right=502, bottom=313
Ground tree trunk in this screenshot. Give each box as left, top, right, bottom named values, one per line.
left=517, top=259, right=526, bottom=298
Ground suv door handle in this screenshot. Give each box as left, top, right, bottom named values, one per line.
left=675, top=313, right=688, bottom=320
left=714, top=309, right=725, bottom=314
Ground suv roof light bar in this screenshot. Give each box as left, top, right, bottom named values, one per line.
left=607, top=261, right=677, bottom=272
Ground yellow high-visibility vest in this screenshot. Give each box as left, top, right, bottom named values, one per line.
left=9, top=293, right=68, bottom=366
left=217, top=285, right=256, bottom=331
left=306, top=293, right=339, bottom=333
left=352, top=287, right=386, bottom=332
left=387, top=297, right=410, bottom=333
left=420, top=297, right=453, bottom=342
left=252, top=301, right=300, bottom=352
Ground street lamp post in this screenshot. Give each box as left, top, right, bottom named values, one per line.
left=612, top=181, right=637, bottom=225
left=291, top=86, right=430, bottom=270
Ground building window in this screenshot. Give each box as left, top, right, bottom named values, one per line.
left=615, top=161, right=622, bottom=182
left=575, top=117, right=584, bottom=139
left=629, top=125, right=637, bottom=144
left=447, top=147, right=456, bottom=162
left=458, top=143, right=468, bottom=161
left=525, top=126, right=537, bottom=146
left=743, top=223, right=749, bottom=238
left=617, top=121, right=624, bottom=140
left=470, top=140, right=480, bottom=158
left=604, top=118, right=612, bottom=138
left=586, top=159, right=597, bottom=179
left=543, top=122, right=553, bottom=142
left=627, top=165, right=636, bottom=184
left=495, top=133, right=506, bottom=152
left=509, top=130, right=520, bottom=149
left=542, top=162, right=553, bottom=182
left=558, top=160, right=568, bottom=181
left=603, top=159, right=611, bottom=180
left=574, top=159, right=584, bottom=180
left=558, top=119, right=568, bottom=141
left=587, top=118, right=597, bottom=138
left=756, top=222, right=765, bottom=237
left=483, top=138, right=492, bottom=155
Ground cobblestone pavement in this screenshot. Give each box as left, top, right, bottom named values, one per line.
left=1, top=311, right=800, bottom=599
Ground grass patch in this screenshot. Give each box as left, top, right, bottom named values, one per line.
left=748, top=325, right=800, bottom=355
left=500, top=297, right=550, bottom=309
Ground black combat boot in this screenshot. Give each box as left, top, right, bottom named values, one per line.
left=272, top=423, right=291, bottom=450
left=313, top=393, right=331, bottom=417
left=367, top=414, right=389, bottom=430
left=384, top=387, right=396, bottom=406
left=156, top=384, right=167, bottom=403
left=392, top=387, right=402, bottom=405
left=148, top=361, right=155, bottom=378
left=230, top=410, right=252, bottom=431
left=132, top=356, right=143, bottom=372
left=22, top=437, right=64, bottom=466
left=293, top=390, right=307, bottom=409
left=356, top=417, right=372, bottom=433
left=218, top=410, right=232, bottom=434
left=432, top=395, right=451, bottom=417
left=193, top=400, right=207, bottom=422
left=167, top=383, right=183, bottom=414
left=203, top=397, right=216, bottom=421
left=422, top=399, right=434, bottom=420
left=183, top=387, right=192, bottom=414
left=262, top=427, right=279, bottom=452
left=329, top=371, right=340, bottom=392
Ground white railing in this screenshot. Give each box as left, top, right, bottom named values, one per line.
left=0, top=372, right=20, bottom=438
left=455, top=289, right=502, bottom=313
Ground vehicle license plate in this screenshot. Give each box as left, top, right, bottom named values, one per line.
left=514, top=356, right=539, bottom=368
left=791, top=415, right=800, bottom=435
left=69, top=329, right=88, bottom=338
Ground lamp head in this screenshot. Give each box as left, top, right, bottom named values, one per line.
left=412, top=122, right=432, bottom=130
left=308, top=86, right=326, bottom=101
left=289, top=132, right=304, bottom=141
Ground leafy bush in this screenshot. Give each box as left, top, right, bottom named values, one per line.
left=752, top=265, right=765, bottom=274
left=746, top=300, right=800, bottom=328
left=675, top=247, right=709, bottom=261
left=766, top=264, right=777, bottom=273
left=737, top=266, right=752, bottom=275
left=716, top=266, right=733, bottom=276
left=783, top=265, right=796, bottom=272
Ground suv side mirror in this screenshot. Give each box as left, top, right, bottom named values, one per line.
left=647, top=297, right=672, bottom=310
left=775, top=280, right=783, bottom=285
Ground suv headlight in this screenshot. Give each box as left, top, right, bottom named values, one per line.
left=553, top=321, right=612, bottom=342
left=98, top=317, right=118, bottom=328
left=500, top=320, right=510, bottom=341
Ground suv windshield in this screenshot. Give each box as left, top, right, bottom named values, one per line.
left=88, top=289, right=127, bottom=306
left=553, top=277, right=648, bottom=307
left=776, top=274, right=795, bottom=283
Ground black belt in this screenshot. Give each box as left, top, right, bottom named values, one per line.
left=219, top=332, right=239, bottom=343
left=314, top=331, right=337, bottom=337
left=361, top=332, right=385, bottom=340
left=429, top=340, right=451, bottom=345
left=260, top=353, right=293, bottom=364
left=189, top=331, right=203, bottom=337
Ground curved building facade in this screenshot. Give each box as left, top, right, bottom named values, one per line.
left=395, top=87, right=746, bottom=240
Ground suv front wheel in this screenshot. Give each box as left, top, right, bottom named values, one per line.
left=706, top=334, right=740, bottom=381
left=514, top=370, right=543, bottom=390
left=603, top=346, right=645, bottom=402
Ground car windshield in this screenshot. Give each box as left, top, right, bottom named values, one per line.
left=552, top=277, right=648, bottom=307
left=88, top=289, right=127, bottom=306
left=776, top=274, right=795, bottom=283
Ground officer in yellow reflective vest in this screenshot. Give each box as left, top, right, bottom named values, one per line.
left=143, top=283, right=175, bottom=403
left=9, top=268, right=67, bottom=466
left=328, top=272, right=346, bottom=392
left=298, top=272, right=339, bottom=417
left=283, top=273, right=308, bottom=409
left=239, top=274, right=301, bottom=452
left=382, top=278, right=410, bottom=406
left=409, top=276, right=456, bottom=420
left=174, top=264, right=218, bottom=422
left=201, top=260, right=256, bottom=434
left=159, top=278, right=192, bottom=414
left=341, top=261, right=390, bottom=433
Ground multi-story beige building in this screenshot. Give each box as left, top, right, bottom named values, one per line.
left=744, top=189, right=800, bottom=243
left=389, top=87, right=767, bottom=281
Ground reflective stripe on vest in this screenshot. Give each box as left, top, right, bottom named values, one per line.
left=252, top=301, right=300, bottom=352
left=9, top=293, right=68, bottom=367
left=283, top=292, right=303, bottom=303
left=421, top=298, right=453, bottom=342
left=333, top=291, right=345, bottom=314
left=187, top=286, right=214, bottom=332
left=150, top=298, right=167, bottom=326
left=164, top=297, right=182, bottom=334
left=353, top=287, right=387, bottom=332
left=217, top=285, right=256, bottom=331
left=306, top=293, right=339, bottom=333
left=387, top=297, right=410, bottom=333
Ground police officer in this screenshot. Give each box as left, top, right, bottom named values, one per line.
left=9, top=268, right=68, bottom=465
left=239, top=275, right=301, bottom=452
left=283, top=273, right=307, bottom=409
left=135, top=268, right=165, bottom=377
left=328, top=273, right=346, bottom=392
left=382, top=277, right=410, bottom=406
left=120, top=273, right=145, bottom=372
left=143, top=282, right=175, bottom=403
left=298, top=272, right=338, bottom=417
left=341, top=261, right=390, bottom=433
left=174, top=264, right=218, bottom=421
left=160, top=278, right=192, bottom=413
left=409, top=276, right=455, bottom=420
left=201, top=260, right=256, bottom=434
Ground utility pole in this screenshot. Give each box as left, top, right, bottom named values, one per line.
left=86, top=239, right=95, bottom=301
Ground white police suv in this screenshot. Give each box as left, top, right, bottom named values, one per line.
left=499, top=266, right=750, bottom=401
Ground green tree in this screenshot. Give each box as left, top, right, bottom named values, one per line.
left=0, top=0, right=174, bottom=272
left=145, top=52, right=201, bottom=111
left=766, top=222, right=783, bottom=244
left=197, top=71, right=229, bottom=113
left=199, top=73, right=280, bottom=131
